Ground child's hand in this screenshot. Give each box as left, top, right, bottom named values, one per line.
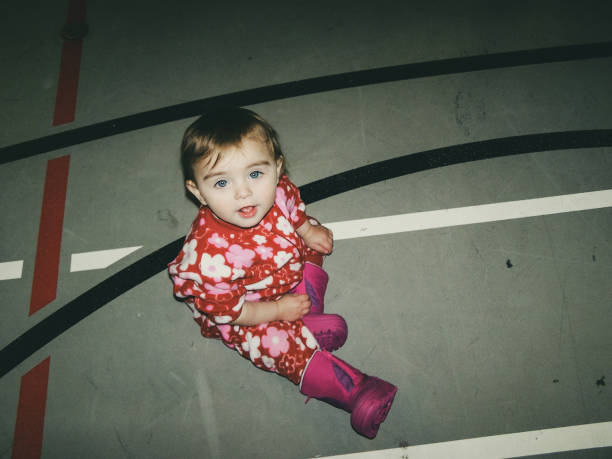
left=276, top=294, right=311, bottom=321
left=298, top=222, right=334, bottom=254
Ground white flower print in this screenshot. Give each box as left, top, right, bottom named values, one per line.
left=231, top=268, right=245, bottom=280
left=242, top=332, right=261, bottom=360
left=232, top=296, right=245, bottom=311
left=253, top=235, right=267, bottom=244
left=275, top=186, right=289, bottom=215
left=245, top=291, right=261, bottom=301
left=179, top=240, right=198, bottom=270
left=179, top=271, right=202, bottom=284
left=262, top=356, right=275, bottom=369
left=245, top=275, right=273, bottom=290
left=214, top=315, right=233, bottom=324
left=302, top=326, right=318, bottom=349
left=289, top=263, right=301, bottom=272
left=200, top=253, right=231, bottom=282
left=273, top=236, right=293, bottom=249
left=208, top=233, right=229, bottom=248
left=226, top=244, right=255, bottom=269
left=286, top=196, right=296, bottom=214
left=275, top=216, right=294, bottom=236
left=295, top=337, right=306, bottom=351
left=203, top=281, right=236, bottom=295
left=255, top=245, right=273, bottom=260
left=274, top=251, right=292, bottom=269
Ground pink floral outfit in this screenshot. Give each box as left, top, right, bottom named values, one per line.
left=168, top=175, right=322, bottom=384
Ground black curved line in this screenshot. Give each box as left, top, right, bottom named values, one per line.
left=299, top=129, right=612, bottom=203
left=2, top=41, right=612, bottom=165
left=1, top=129, right=611, bottom=378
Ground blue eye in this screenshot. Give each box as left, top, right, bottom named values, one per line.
left=250, top=171, right=262, bottom=179
left=215, top=179, right=228, bottom=188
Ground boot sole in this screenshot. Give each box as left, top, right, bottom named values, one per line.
left=313, top=329, right=347, bottom=352
left=350, top=376, right=398, bottom=439
left=302, top=314, right=348, bottom=351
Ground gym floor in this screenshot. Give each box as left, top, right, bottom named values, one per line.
left=1, top=1, right=611, bottom=458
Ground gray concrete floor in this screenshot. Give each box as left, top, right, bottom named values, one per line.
left=1, top=1, right=611, bottom=458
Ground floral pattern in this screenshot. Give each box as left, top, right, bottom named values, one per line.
left=261, top=326, right=290, bottom=357
left=169, top=175, right=323, bottom=384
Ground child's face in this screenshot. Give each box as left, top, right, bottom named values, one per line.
left=185, top=138, right=283, bottom=228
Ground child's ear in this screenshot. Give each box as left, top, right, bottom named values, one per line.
left=275, top=156, right=284, bottom=177
left=185, top=180, right=207, bottom=206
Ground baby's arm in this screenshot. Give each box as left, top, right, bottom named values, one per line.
left=230, top=293, right=311, bottom=326
left=297, top=219, right=333, bottom=254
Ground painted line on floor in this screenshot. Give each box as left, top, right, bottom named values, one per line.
left=2, top=132, right=611, bottom=379
left=319, top=421, right=612, bottom=459
left=52, top=0, right=86, bottom=126
left=326, top=189, right=612, bottom=240
left=29, top=156, right=70, bottom=315
left=0, top=261, right=24, bottom=281
left=299, top=130, right=612, bottom=204
left=2, top=41, right=611, bottom=164
left=70, top=246, right=143, bottom=272
left=11, top=357, right=50, bottom=459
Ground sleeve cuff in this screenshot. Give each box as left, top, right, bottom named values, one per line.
left=211, top=295, right=245, bottom=324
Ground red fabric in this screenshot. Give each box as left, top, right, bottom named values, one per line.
left=169, top=175, right=323, bottom=383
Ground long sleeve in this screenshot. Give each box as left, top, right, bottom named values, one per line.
left=276, top=175, right=307, bottom=228
left=169, top=237, right=246, bottom=324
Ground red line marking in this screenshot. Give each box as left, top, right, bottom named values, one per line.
left=52, top=0, right=87, bottom=126
left=12, top=357, right=51, bottom=459
left=29, top=156, right=70, bottom=315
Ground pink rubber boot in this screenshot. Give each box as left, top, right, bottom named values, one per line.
left=295, top=262, right=329, bottom=314
left=296, top=263, right=347, bottom=351
left=302, top=314, right=347, bottom=352
left=300, top=350, right=397, bottom=438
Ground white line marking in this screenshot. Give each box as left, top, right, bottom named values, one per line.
left=4, top=190, right=611, bottom=279
left=318, top=422, right=612, bottom=459
left=326, top=189, right=612, bottom=240
left=0, top=260, right=24, bottom=280
left=70, top=246, right=143, bottom=272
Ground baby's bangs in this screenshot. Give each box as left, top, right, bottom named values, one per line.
left=197, top=149, right=224, bottom=172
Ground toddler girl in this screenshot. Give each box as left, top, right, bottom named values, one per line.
left=168, top=107, right=396, bottom=438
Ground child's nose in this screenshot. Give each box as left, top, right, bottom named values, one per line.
left=234, top=182, right=252, bottom=199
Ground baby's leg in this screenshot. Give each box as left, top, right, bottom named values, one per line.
left=295, top=237, right=347, bottom=351
left=218, top=320, right=319, bottom=384
left=294, top=261, right=328, bottom=313
left=300, top=350, right=397, bottom=439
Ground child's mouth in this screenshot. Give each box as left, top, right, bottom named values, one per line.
left=238, top=206, right=257, bottom=218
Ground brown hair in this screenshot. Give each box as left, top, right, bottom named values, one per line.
left=180, top=107, right=284, bottom=182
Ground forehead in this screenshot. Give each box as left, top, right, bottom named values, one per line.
left=196, top=137, right=274, bottom=174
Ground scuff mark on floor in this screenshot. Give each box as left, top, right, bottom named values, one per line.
left=157, top=209, right=179, bottom=228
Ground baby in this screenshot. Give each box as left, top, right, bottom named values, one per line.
left=168, top=107, right=396, bottom=438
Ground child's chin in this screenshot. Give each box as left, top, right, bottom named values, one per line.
left=233, top=216, right=264, bottom=228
